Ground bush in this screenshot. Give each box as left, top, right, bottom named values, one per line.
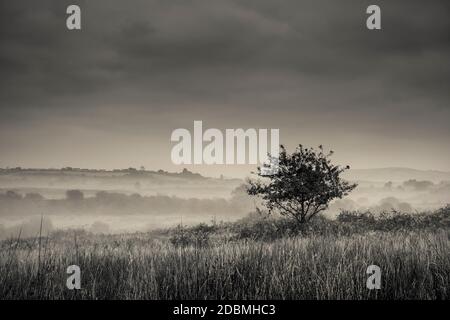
left=169, top=223, right=216, bottom=247
left=231, top=213, right=338, bottom=240
left=167, top=206, right=450, bottom=244
left=337, top=206, right=449, bottom=233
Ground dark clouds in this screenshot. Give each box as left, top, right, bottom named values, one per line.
left=0, top=0, right=449, bottom=174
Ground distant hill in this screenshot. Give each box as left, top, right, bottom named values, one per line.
left=0, top=167, right=240, bottom=182
left=343, top=167, right=450, bottom=183
left=2, top=166, right=449, bottom=186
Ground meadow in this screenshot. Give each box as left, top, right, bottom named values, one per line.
left=0, top=208, right=449, bottom=300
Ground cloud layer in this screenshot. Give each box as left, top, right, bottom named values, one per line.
left=1, top=0, right=449, bottom=175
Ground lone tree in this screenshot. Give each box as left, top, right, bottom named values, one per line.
left=247, top=145, right=357, bottom=225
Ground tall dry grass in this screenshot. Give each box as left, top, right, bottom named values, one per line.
left=0, top=229, right=448, bottom=299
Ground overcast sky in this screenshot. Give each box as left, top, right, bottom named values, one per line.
left=1, top=0, right=449, bottom=177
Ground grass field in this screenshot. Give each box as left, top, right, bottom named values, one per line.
left=0, top=209, right=448, bottom=300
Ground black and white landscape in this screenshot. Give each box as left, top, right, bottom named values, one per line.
left=0, top=0, right=449, bottom=300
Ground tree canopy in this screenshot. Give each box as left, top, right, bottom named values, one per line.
left=247, top=145, right=357, bottom=224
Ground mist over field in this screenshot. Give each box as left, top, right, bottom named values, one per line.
left=1, top=1, right=449, bottom=240
left=1, top=167, right=449, bottom=238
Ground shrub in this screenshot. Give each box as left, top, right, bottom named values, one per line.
left=169, top=223, right=216, bottom=247
left=337, top=207, right=450, bottom=233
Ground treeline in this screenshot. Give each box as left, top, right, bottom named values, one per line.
left=0, top=189, right=253, bottom=217
left=384, top=179, right=450, bottom=192
left=0, top=167, right=207, bottom=179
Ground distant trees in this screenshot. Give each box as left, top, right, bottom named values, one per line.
left=247, top=145, right=357, bottom=225
left=403, top=179, right=433, bottom=191
left=66, top=189, right=84, bottom=201
left=384, top=181, right=393, bottom=189
left=5, top=190, right=22, bottom=200
left=24, top=193, right=44, bottom=201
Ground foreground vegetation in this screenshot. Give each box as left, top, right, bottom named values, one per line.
left=0, top=208, right=449, bottom=300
